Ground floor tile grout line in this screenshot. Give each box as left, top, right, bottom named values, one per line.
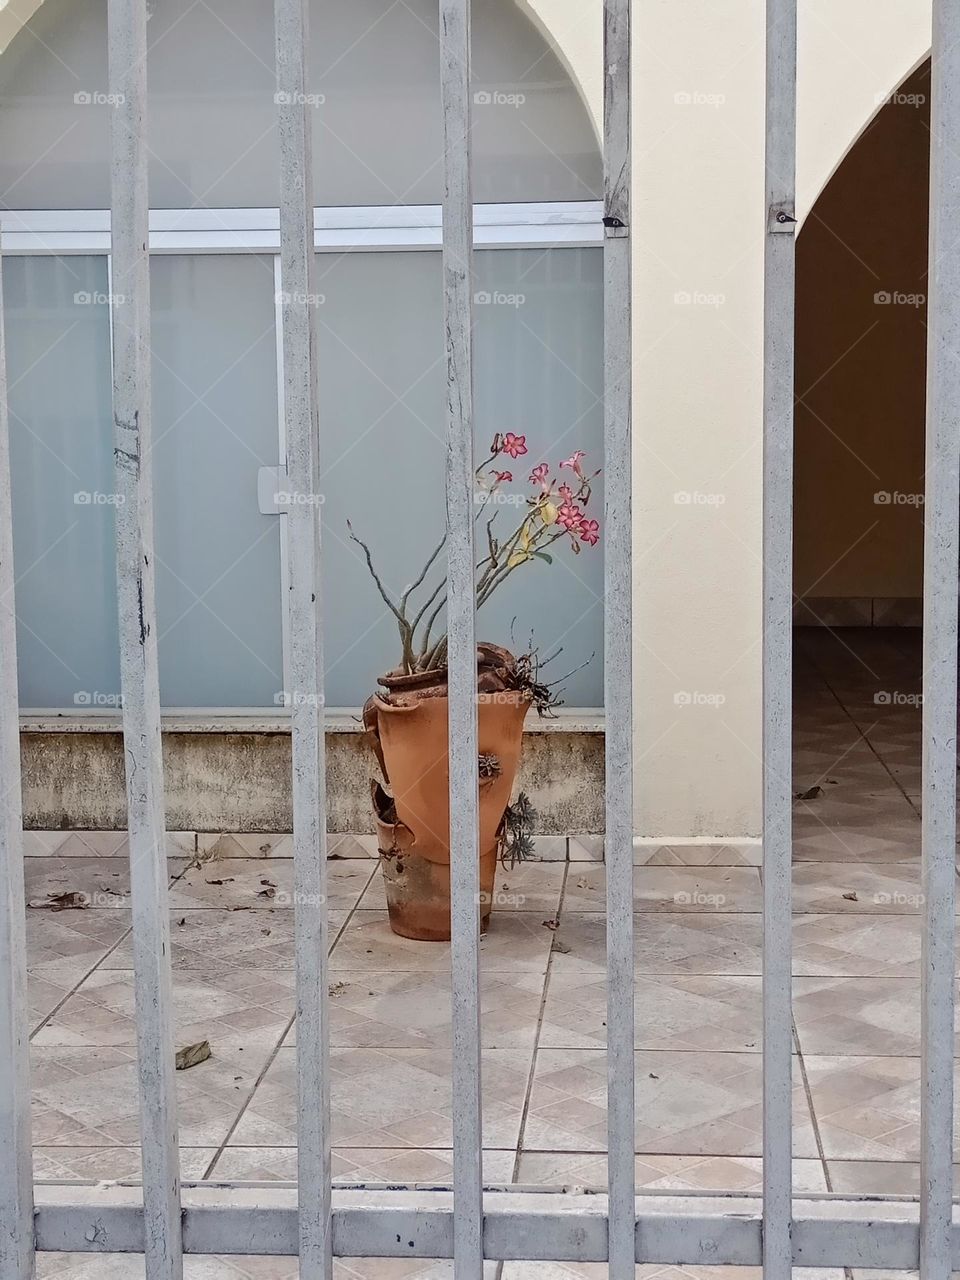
left=26, top=850, right=197, bottom=1042
left=793, top=1020, right=834, bottom=1192
left=200, top=862, right=377, bottom=1181
left=509, top=859, right=570, bottom=1186
left=797, top=630, right=922, bottom=821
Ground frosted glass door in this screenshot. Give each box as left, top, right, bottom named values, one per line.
left=6, top=256, right=119, bottom=709
left=150, top=255, right=283, bottom=707
left=316, top=246, right=603, bottom=706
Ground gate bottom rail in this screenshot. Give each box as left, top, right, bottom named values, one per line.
left=32, top=1184, right=947, bottom=1268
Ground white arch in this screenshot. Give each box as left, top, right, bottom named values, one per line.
left=512, top=0, right=601, bottom=144
left=797, top=0, right=931, bottom=221
left=0, top=0, right=44, bottom=54
left=0, top=0, right=604, bottom=147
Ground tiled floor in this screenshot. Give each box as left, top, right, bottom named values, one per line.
left=26, top=627, right=944, bottom=1277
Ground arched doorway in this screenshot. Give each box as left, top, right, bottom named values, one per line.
left=792, top=60, right=929, bottom=857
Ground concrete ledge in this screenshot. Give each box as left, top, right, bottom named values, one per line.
left=19, top=712, right=605, bottom=834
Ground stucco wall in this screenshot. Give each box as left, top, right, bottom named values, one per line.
left=20, top=724, right=605, bottom=834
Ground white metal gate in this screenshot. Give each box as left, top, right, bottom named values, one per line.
left=0, top=0, right=958, bottom=1277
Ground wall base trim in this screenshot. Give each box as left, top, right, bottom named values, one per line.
left=794, top=597, right=922, bottom=627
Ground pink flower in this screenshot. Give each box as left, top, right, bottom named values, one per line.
left=579, top=518, right=600, bottom=546
left=501, top=433, right=528, bottom=459
left=560, top=450, right=586, bottom=477
left=493, top=470, right=513, bottom=483
left=529, top=462, right=549, bottom=489
left=558, top=483, right=573, bottom=502
left=558, top=502, right=584, bottom=532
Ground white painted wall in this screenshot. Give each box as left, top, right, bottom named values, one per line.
left=0, top=0, right=935, bottom=837
left=525, top=0, right=932, bottom=838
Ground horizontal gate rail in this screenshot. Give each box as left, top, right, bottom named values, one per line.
left=30, top=1189, right=960, bottom=1268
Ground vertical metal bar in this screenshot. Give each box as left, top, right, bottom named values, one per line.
left=273, top=255, right=293, bottom=699
left=919, top=3, right=960, bottom=1275
left=274, top=5, right=332, bottom=1279
left=439, top=0, right=483, bottom=1274
left=762, top=0, right=797, bottom=1276
left=107, top=1, right=183, bottom=1275
left=602, top=0, right=635, bottom=1276
left=0, top=234, right=36, bottom=1280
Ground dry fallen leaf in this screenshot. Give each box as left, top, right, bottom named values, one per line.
left=205, top=878, right=235, bottom=886
left=541, top=918, right=560, bottom=932
left=842, top=891, right=858, bottom=902
left=257, top=886, right=277, bottom=900
left=795, top=785, right=822, bottom=801
left=175, top=1040, right=211, bottom=1071
left=28, top=891, right=89, bottom=911
left=329, top=981, right=347, bottom=997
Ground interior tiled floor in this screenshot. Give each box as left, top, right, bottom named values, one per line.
left=27, top=627, right=941, bottom=1277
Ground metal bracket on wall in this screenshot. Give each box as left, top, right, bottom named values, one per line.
left=769, top=203, right=798, bottom=233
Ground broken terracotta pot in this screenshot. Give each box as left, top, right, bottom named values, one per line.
left=364, top=647, right=530, bottom=941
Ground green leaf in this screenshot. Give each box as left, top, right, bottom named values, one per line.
left=533, top=551, right=553, bottom=564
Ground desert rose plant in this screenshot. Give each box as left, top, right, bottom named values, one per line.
left=349, top=433, right=602, bottom=675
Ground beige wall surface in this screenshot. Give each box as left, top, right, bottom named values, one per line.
left=795, top=63, right=929, bottom=603
left=0, top=0, right=936, bottom=838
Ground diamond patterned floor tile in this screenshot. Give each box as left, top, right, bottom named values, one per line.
left=33, top=968, right=295, bottom=1057
left=538, top=972, right=761, bottom=1051
left=523, top=1049, right=819, bottom=1157
left=228, top=1046, right=531, bottom=1150
left=804, top=1054, right=960, bottom=1162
